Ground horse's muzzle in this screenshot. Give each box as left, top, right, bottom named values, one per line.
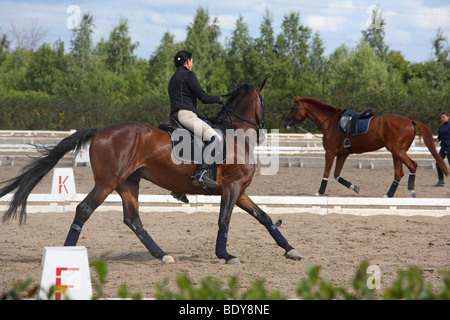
left=283, top=117, right=294, bottom=130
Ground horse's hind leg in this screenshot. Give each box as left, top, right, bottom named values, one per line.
left=236, top=193, right=302, bottom=261
left=116, top=178, right=174, bottom=263
left=386, top=152, right=418, bottom=198
left=64, top=185, right=112, bottom=246
left=394, top=152, right=418, bottom=197
left=333, top=153, right=360, bottom=194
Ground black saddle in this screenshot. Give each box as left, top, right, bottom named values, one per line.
left=158, top=116, right=228, bottom=165
left=338, top=109, right=374, bottom=153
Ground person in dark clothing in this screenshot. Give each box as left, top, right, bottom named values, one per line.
left=168, top=50, right=223, bottom=188
left=433, top=111, right=450, bottom=187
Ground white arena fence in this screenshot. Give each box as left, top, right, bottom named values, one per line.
left=1, top=193, right=450, bottom=217
left=1, top=130, right=449, bottom=217
left=0, top=130, right=441, bottom=169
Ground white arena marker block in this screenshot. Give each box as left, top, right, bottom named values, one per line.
left=51, top=168, right=76, bottom=196
left=39, top=246, right=92, bottom=300
left=73, top=145, right=90, bottom=166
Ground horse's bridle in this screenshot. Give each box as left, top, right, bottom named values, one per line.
left=225, top=87, right=265, bottom=131
left=285, top=99, right=337, bottom=130
left=284, top=100, right=303, bottom=128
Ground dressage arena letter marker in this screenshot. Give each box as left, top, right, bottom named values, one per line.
left=73, top=144, right=91, bottom=166
left=51, top=168, right=77, bottom=196
left=39, top=246, right=92, bottom=300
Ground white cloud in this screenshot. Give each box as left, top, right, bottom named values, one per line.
left=415, top=5, right=450, bottom=30
left=216, top=15, right=239, bottom=32
left=305, top=15, right=346, bottom=33
left=2, top=0, right=450, bottom=62
left=325, top=0, right=356, bottom=15
left=386, top=29, right=412, bottom=46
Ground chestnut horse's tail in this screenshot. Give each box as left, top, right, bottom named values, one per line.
left=0, top=129, right=98, bottom=224
left=413, top=120, right=449, bottom=176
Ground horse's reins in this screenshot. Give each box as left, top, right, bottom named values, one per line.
left=220, top=87, right=266, bottom=143
left=225, top=87, right=265, bottom=129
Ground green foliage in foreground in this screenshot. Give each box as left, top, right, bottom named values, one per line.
left=2, top=260, right=449, bottom=300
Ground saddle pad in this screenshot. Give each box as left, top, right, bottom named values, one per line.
left=160, top=125, right=228, bottom=164
left=338, top=116, right=374, bottom=136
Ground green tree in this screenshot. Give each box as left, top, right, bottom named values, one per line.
left=308, top=32, right=327, bottom=97
left=361, top=4, right=388, bottom=59
left=66, top=13, right=99, bottom=97
left=70, top=13, right=94, bottom=62
left=148, top=31, right=180, bottom=93
left=276, top=12, right=311, bottom=69
left=0, top=31, right=10, bottom=65
left=427, top=28, right=450, bottom=91
left=101, top=18, right=139, bottom=74
left=432, top=28, right=449, bottom=65
left=24, top=40, right=66, bottom=94
left=326, top=41, right=389, bottom=110
left=226, top=15, right=258, bottom=83
left=273, top=12, right=312, bottom=96
left=0, top=48, right=31, bottom=92
left=185, top=7, right=228, bottom=94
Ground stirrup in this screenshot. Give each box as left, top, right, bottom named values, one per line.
left=170, top=191, right=189, bottom=203
left=343, top=138, right=351, bottom=148
left=192, top=170, right=218, bottom=189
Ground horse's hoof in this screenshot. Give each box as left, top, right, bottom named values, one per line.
left=226, top=257, right=241, bottom=265
left=162, top=255, right=175, bottom=264
left=285, top=249, right=302, bottom=261
left=411, top=190, right=416, bottom=198
left=352, top=185, right=360, bottom=194
left=314, top=192, right=322, bottom=196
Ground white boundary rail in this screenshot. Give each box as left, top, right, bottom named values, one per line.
left=1, top=131, right=440, bottom=168
left=1, top=193, right=449, bottom=217
left=1, top=131, right=448, bottom=217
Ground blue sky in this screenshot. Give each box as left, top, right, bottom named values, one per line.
left=1, top=0, right=449, bottom=63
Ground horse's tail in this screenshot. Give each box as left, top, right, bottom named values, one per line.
left=413, top=120, right=449, bottom=177
left=0, top=128, right=98, bottom=224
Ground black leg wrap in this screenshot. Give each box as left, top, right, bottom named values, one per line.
left=138, top=230, right=166, bottom=259
left=337, top=176, right=352, bottom=188
left=318, top=178, right=328, bottom=195
left=64, top=223, right=82, bottom=246
left=215, top=230, right=229, bottom=259
left=265, top=220, right=288, bottom=249
left=407, top=174, right=415, bottom=190
left=386, top=180, right=399, bottom=198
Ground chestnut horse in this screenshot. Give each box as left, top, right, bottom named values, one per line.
left=283, top=96, right=449, bottom=197
left=1, top=79, right=302, bottom=265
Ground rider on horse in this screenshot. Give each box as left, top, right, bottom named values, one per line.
left=168, top=50, right=224, bottom=188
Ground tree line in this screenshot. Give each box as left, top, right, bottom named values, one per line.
left=0, top=7, right=449, bottom=132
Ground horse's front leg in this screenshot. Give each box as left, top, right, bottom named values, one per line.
left=236, top=193, right=302, bottom=260
left=215, top=185, right=241, bottom=264
left=317, top=150, right=336, bottom=196
left=334, top=153, right=360, bottom=194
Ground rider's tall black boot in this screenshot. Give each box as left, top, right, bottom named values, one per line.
left=192, top=137, right=219, bottom=188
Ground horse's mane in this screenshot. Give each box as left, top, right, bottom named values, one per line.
left=223, top=83, right=256, bottom=107
left=299, top=97, right=340, bottom=112
left=209, top=83, right=256, bottom=126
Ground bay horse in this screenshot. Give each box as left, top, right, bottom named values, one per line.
left=283, top=96, right=449, bottom=197
left=0, top=79, right=302, bottom=265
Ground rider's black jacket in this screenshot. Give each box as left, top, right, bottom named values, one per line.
left=168, top=66, right=222, bottom=115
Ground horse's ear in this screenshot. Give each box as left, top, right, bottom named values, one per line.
left=232, top=82, right=238, bottom=88
left=257, top=76, right=268, bottom=91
